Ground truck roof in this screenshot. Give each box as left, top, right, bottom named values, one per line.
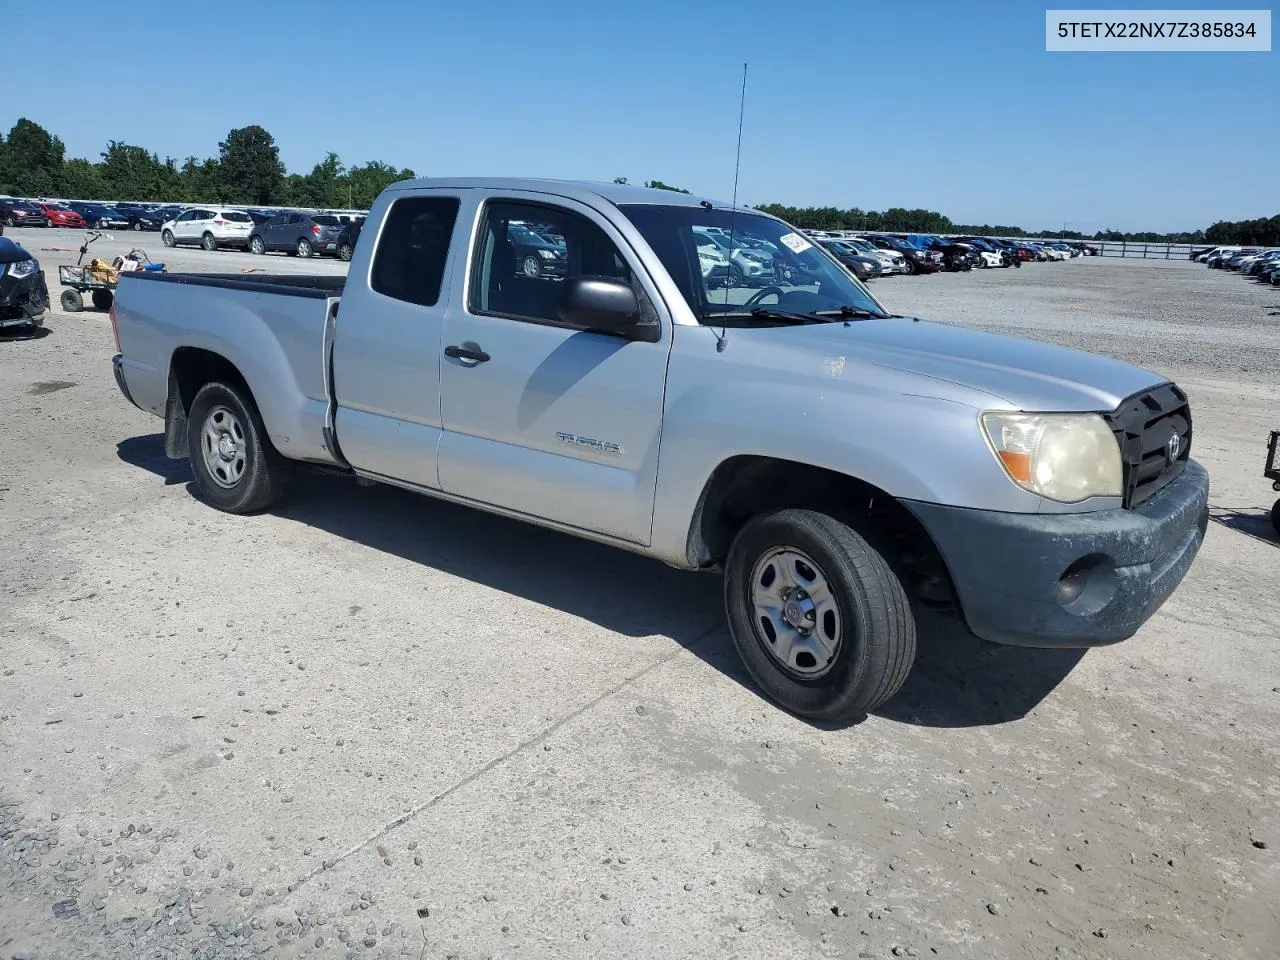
left=384, top=177, right=749, bottom=212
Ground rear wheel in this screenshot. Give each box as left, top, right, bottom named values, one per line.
left=60, top=289, right=83, bottom=313
left=91, top=289, right=114, bottom=310
left=724, top=509, right=916, bottom=724
left=186, top=380, right=289, bottom=514
left=249, top=235, right=266, bottom=255
left=131, top=221, right=142, bottom=231
left=296, top=238, right=313, bottom=259
left=202, top=233, right=218, bottom=252
left=161, top=230, right=175, bottom=248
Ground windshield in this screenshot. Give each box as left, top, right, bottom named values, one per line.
left=618, top=205, right=887, bottom=322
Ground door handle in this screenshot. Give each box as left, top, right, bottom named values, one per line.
left=444, top=344, right=490, bottom=363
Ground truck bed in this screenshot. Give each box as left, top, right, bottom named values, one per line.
left=113, top=270, right=345, bottom=467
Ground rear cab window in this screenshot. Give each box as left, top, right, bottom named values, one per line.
left=222, top=211, right=252, bottom=223
left=370, top=195, right=461, bottom=308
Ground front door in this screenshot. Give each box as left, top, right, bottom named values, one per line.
left=436, top=196, right=671, bottom=545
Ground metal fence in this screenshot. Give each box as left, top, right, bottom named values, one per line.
left=1093, top=242, right=1204, bottom=260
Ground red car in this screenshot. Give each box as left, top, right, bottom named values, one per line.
left=33, top=202, right=86, bottom=229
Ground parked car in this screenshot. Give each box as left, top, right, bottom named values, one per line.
left=955, top=237, right=1014, bottom=267
left=114, top=204, right=166, bottom=231
left=841, top=236, right=908, bottom=274
left=693, top=227, right=775, bottom=287
left=32, top=202, right=86, bottom=229
left=0, top=199, right=50, bottom=227
left=109, top=177, right=1210, bottom=725
left=162, top=208, right=255, bottom=251
left=334, top=217, right=366, bottom=262
left=864, top=235, right=942, bottom=274
left=69, top=203, right=132, bottom=230
left=248, top=212, right=348, bottom=258
left=818, top=240, right=883, bottom=281
left=0, top=235, right=48, bottom=332
left=1197, top=246, right=1239, bottom=264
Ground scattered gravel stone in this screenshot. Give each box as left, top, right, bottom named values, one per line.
left=416, top=907, right=429, bottom=919
left=239, top=886, right=253, bottom=897
left=1252, top=840, right=1268, bottom=850
left=52, top=898, right=80, bottom=919
left=986, top=902, right=1002, bottom=916
left=1094, top=928, right=1109, bottom=939
left=621, top=913, right=632, bottom=926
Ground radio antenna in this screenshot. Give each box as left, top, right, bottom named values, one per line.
left=715, top=61, right=748, bottom=352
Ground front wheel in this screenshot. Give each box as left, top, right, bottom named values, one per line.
left=724, top=509, right=916, bottom=724
left=202, top=233, right=218, bottom=252
left=249, top=235, right=266, bottom=255
left=131, top=221, right=142, bottom=231
left=901, top=258, right=917, bottom=276
left=1271, top=499, right=1280, bottom=537
left=725, top=263, right=744, bottom=288
left=337, top=242, right=354, bottom=262
left=186, top=380, right=289, bottom=514
left=161, top=230, right=175, bottom=248
left=60, top=289, right=83, bottom=313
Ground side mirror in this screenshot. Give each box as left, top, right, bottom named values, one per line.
left=558, top=277, right=654, bottom=341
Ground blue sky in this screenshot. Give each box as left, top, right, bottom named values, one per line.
left=16, top=0, right=1277, bottom=231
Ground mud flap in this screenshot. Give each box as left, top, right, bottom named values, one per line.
left=163, top=375, right=189, bottom=459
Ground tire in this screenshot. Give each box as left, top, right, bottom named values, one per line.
left=249, top=235, right=266, bottom=255
left=3, top=215, right=13, bottom=227
left=726, top=263, right=744, bottom=288
left=202, top=233, right=218, bottom=252
left=521, top=254, right=540, bottom=278
left=901, top=258, right=917, bottom=276
left=131, top=221, right=142, bottom=231
left=91, top=289, right=114, bottom=311
left=60, top=289, right=83, bottom=313
left=338, top=242, right=353, bottom=262
left=724, top=509, right=916, bottom=724
left=296, top=238, right=313, bottom=259
left=1271, top=499, right=1280, bottom=538
left=186, top=380, right=289, bottom=514
left=161, top=230, right=176, bottom=248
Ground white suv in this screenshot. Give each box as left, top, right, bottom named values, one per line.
left=161, top=208, right=255, bottom=251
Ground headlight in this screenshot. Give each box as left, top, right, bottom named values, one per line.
left=536, top=248, right=557, bottom=259
left=7, top=258, right=38, bottom=279
left=981, top=412, right=1122, bottom=502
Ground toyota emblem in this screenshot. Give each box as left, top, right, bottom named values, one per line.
left=1166, top=431, right=1182, bottom=462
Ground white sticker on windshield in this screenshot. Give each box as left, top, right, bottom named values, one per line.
left=779, top=232, right=812, bottom=254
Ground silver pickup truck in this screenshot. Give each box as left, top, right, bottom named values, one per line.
left=111, top=178, right=1209, bottom=723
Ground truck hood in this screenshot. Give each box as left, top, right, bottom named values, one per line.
left=755, top=317, right=1165, bottom=412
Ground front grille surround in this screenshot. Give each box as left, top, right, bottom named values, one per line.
left=1105, top=384, right=1192, bottom=508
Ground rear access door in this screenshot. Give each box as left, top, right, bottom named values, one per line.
left=329, top=190, right=465, bottom=489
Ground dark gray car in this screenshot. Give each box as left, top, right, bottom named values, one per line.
left=248, top=213, right=346, bottom=258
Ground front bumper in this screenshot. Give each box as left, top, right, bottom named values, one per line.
left=0, top=268, right=49, bottom=325
left=904, top=460, right=1209, bottom=648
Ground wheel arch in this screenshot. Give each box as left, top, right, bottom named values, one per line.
left=164, top=347, right=252, bottom=458
left=685, top=454, right=958, bottom=613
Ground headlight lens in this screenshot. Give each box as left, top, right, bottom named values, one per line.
left=981, top=412, right=1122, bottom=502
left=537, top=248, right=557, bottom=259
left=7, top=258, right=38, bottom=279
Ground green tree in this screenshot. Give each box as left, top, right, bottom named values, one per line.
left=644, top=179, right=689, bottom=193
left=59, top=158, right=107, bottom=200
left=341, top=161, right=415, bottom=209
left=178, top=156, right=222, bottom=202
left=217, top=125, right=283, bottom=205
left=288, top=151, right=345, bottom=208
left=99, top=142, right=181, bottom=201
left=0, top=118, right=65, bottom=195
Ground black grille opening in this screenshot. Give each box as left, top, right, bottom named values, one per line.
left=1106, top=384, right=1192, bottom=508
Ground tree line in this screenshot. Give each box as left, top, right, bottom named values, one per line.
left=2, top=118, right=1274, bottom=242
left=0, top=118, right=414, bottom=210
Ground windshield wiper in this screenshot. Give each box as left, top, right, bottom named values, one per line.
left=701, top=307, right=831, bottom=326
left=808, top=305, right=888, bottom=320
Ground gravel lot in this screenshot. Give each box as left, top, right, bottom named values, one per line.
left=2, top=231, right=1278, bottom=960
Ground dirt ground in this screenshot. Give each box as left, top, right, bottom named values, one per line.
left=2, top=232, right=1278, bottom=960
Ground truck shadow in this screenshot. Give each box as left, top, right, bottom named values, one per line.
left=1208, top=507, right=1279, bottom=547
left=117, top=433, right=1082, bottom=729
